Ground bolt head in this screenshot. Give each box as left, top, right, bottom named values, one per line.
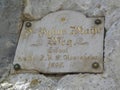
left=26, top=22, right=32, bottom=27
left=92, top=62, right=99, bottom=69
left=95, top=19, right=102, bottom=25
left=14, top=64, right=21, bottom=71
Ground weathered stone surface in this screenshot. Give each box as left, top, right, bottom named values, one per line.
left=0, top=73, right=56, bottom=90
left=23, top=0, right=100, bottom=20
left=105, top=8, right=120, bottom=30
left=105, top=20, right=120, bottom=89
left=23, top=0, right=120, bottom=20
left=1, top=0, right=120, bottom=90
left=0, top=0, right=22, bottom=79
left=57, top=74, right=116, bottom=90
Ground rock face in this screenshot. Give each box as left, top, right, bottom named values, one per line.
left=0, top=0, right=120, bottom=90
left=0, top=74, right=57, bottom=90
left=0, top=0, right=22, bottom=80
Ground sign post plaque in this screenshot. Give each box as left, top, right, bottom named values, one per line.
left=13, top=10, right=104, bottom=74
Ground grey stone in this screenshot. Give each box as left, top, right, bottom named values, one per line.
left=23, top=0, right=120, bottom=20
left=105, top=8, right=120, bottom=30
left=105, top=20, right=120, bottom=89
left=1, top=73, right=56, bottom=90
left=1, top=0, right=120, bottom=90
left=23, top=0, right=101, bottom=20
left=0, top=0, right=22, bottom=79
left=57, top=74, right=116, bottom=90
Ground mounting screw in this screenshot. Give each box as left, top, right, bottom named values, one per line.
left=14, top=64, right=21, bottom=71
left=92, top=62, right=99, bottom=69
left=95, top=19, right=102, bottom=25
left=26, top=22, right=32, bottom=27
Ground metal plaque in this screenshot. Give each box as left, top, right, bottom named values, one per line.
left=13, top=10, right=104, bottom=73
